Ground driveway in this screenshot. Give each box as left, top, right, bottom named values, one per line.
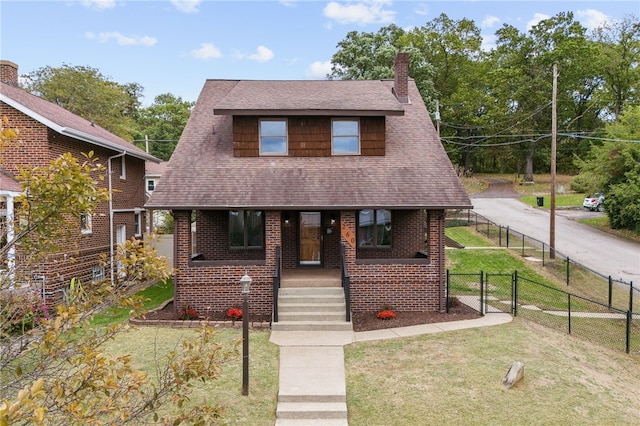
left=469, top=179, right=640, bottom=284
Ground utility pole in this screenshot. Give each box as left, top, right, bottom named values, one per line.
left=435, top=100, right=441, bottom=136
left=145, top=134, right=149, bottom=153
left=550, top=63, right=558, bottom=259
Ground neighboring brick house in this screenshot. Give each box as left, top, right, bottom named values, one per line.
left=146, top=53, right=471, bottom=318
left=0, top=60, right=159, bottom=303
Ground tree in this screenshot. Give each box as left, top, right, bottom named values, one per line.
left=573, top=105, right=640, bottom=232
left=133, top=93, right=193, bottom=161
left=0, top=146, right=233, bottom=424
left=21, top=64, right=142, bottom=141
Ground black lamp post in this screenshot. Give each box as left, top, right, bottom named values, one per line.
left=240, top=273, right=252, bottom=396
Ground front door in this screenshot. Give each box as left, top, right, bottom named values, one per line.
left=299, top=212, right=321, bottom=265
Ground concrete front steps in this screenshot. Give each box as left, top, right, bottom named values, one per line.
left=275, top=346, right=349, bottom=426
left=271, top=287, right=353, bottom=332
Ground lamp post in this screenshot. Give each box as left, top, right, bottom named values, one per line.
left=240, top=273, right=252, bottom=396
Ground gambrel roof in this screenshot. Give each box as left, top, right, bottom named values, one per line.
left=0, top=81, right=158, bottom=163
left=147, top=78, right=471, bottom=210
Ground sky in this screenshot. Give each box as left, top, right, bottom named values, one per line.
left=1, top=0, right=638, bottom=106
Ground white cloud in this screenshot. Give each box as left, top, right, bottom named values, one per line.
left=234, top=46, right=274, bottom=63
left=171, top=0, right=201, bottom=14
left=576, top=9, right=610, bottom=31
left=279, top=0, right=297, bottom=7
left=481, top=34, right=497, bottom=52
left=306, top=61, right=332, bottom=79
left=482, top=15, right=500, bottom=29
left=413, top=3, right=429, bottom=17
left=323, top=0, right=395, bottom=25
left=81, top=0, right=116, bottom=10
left=85, top=32, right=157, bottom=46
left=190, top=43, right=222, bottom=60
left=527, top=13, right=550, bottom=31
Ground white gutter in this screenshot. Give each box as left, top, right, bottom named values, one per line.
left=107, top=151, right=127, bottom=285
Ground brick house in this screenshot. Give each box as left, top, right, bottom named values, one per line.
left=0, top=60, right=159, bottom=303
left=146, top=53, right=471, bottom=320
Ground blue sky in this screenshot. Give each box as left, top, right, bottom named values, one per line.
left=1, top=0, right=638, bottom=105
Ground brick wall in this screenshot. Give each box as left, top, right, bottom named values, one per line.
left=1, top=101, right=147, bottom=296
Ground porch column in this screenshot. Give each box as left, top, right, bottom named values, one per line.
left=265, top=211, right=281, bottom=268
left=340, top=210, right=357, bottom=266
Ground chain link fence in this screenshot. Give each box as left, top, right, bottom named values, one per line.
left=447, top=270, right=638, bottom=355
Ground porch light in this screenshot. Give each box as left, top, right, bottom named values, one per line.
left=240, top=273, right=252, bottom=294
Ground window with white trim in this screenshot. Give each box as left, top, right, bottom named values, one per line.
left=92, top=264, right=105, bottom=283
left=134, top=213, right=141, bottom=236
left=147, top=179, right=155, bottom=191
left=259, top=119, right=288, bottom=155
left=80, top=213, right=93, bottom=235
left=332, top=119, right=360, bottom=155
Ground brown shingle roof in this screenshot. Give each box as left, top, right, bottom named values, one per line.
left=213, top=80, right=404, bottom=116
left=0, top=81, right=159, bottom=163
left=147, top=79, right=472, bottom=210
left=0, top=167, right=21, bottom=193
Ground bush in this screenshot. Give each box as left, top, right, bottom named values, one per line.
left=0, top=290, right=49, bottom=337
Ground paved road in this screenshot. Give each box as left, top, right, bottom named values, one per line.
left=470, top=196, right=640, bottom=285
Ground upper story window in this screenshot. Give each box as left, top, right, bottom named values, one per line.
left=80, top=213, right=93, bottom=235
left=260, top=119, right=288, bottom=155
left=229, top=210, right=264, bottom=249
left=357, top=209, right=391, bottom=248
left=118, top=156, right=126, bottom=180
left=147, top=179, right=155, bottom=191
left=332, top=119, right=360, bottom=155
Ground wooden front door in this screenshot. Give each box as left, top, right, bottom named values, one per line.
left=299, top=212, right=321, bottom=265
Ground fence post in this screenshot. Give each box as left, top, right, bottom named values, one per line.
left=568, top=294, right=572, bottom=335
left=498, top=225, right=502, bottom=247
left=630, top=281, right=634, bottom=316
left=475, top=212, right=478, bottom=231
left=627, top=310, right=632, bottom=354
left=446, top=269, right=450, bottom=314
left=487, top=221, right=490, bottom=238
left=521, top=234, right=525, bottom=257
left=542, top=243, right=545, bottom=267
left=513, top=271, right=518, bottom=317
left=608, top=276, right=613, bottom=308
left=566, top=256, right=570, bottom=286
left=480, top=271, right=484, bottom=316
left=506, top=226, right=509, bottom=248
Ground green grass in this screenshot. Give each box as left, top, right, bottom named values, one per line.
left=520, top=193, right=585, bottom=209
left=445, top=226, right=494, bottom=247
left=90, top=279, right=173, bottom=327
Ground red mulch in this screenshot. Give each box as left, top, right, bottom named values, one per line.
left=141, top=301, right=480, bottom=332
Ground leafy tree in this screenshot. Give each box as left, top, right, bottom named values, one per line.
left=0, top=145, right=234, bottom=424
left=21, top=64, right=142, bottom=141
left=573, top=105, right=640, bottom=232
left=133, top=93, right=193, bottom=161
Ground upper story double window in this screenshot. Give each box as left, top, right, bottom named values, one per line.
left=260, top=119, right=288, bottom=155
left=332, top=119, right=360, bottom=155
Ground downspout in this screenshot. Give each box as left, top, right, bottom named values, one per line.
left=107, top=151, right=126, bottom=285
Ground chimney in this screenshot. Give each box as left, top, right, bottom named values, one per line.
left=393, top=52, right=409, bottom=104
left=0, top=60, right=19, bottom=86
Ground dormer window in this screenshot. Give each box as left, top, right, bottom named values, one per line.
left=332, top=119, right=360, bottom=155
left=260, top=119, right=287, bottom=155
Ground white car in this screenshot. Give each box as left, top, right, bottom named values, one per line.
left=583, top=193, right=605, bottom=212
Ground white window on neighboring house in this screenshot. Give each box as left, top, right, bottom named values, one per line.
left=92, top=264, right=105, bottom=283
left=80, top=213, right=93, bottom=235
left=119, top=156, right=126, bottom=180
left=147, top=179, right=155, bottom=191
left=134, top=213, right=141, bottom=236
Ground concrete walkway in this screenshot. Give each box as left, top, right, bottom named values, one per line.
left=270, top=313, right=513, bottom=425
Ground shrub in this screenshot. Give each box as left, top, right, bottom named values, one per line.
left=376, top=309, right=397, bottom=320
left=1, top=290, right=49, bottom=337
left=178, top=305, right=198, bottom=320
left=226, top=307, right=243, bottom=322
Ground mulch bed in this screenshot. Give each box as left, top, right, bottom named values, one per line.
left=139, top=301, right=481, bottom=332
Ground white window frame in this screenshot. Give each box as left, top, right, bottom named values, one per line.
left=134, top=213, right=142, bottom=237
left=147, top=179, right=155, bottom=191
left=331, top=118, right=360, bottom=155
left=119, top=156, right=126, bottom=180
left=80, top=213, right=93, bottom=235
left=259, top=119, right=288, bottom=155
